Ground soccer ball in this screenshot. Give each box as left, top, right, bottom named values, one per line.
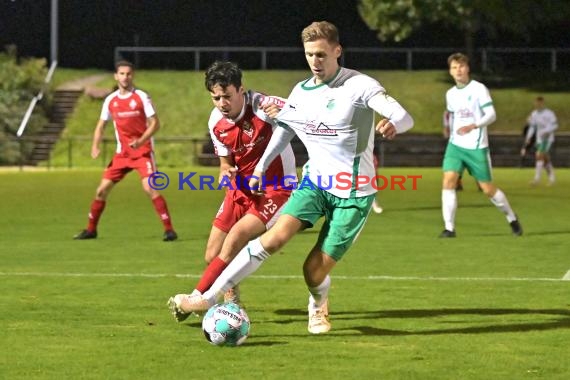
left=202, top=302, right=250, bottom=346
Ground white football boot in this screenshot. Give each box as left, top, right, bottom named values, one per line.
left=308, top=299, right=331, bottom=334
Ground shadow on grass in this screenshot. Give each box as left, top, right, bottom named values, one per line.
left=270, top=307, right=570, bottom=336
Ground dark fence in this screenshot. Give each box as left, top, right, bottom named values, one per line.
left=115, top=46, right=570, bottom=72
left=5, top=133, right=569, bottom=170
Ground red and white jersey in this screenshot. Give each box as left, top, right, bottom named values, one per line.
left=208, top=90, right=296, bottom=191
left=100, top=89, right=156, bottom=157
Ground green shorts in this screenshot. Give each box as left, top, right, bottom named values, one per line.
left=442, top=143, right=492, bottom=182
left=281, top=182, right=374, bottom=261
left=535, top=140, right=553, bottom=153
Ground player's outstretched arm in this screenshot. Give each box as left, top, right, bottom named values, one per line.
left=91, top=119, right=106, bottom=159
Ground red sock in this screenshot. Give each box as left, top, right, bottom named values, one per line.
left=87, top=199, right=106, bottom=232
left=195, top=256, right=229, bottom=293
left=152, top=195, right=173, bottom=231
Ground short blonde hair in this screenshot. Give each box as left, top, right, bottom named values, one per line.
left=447, top=52, right=469, bottom=67
left=301, top=21, right=339, bottom=45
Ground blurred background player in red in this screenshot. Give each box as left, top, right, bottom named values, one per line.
left=170, top=61, right=296, bottom=312
left=74, top=60, right=177, bottom=241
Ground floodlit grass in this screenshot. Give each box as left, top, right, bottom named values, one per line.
left=1, top=167, right=569, bottom=379
left=46, top=69, right=570, bottom=169
left=53, top=68, right=570, bottom=136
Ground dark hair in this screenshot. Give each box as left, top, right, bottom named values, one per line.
left=204, top=61, right=242, bottom=92
left=115, top=60, right=134, bottom=72
left=447, top=52, right=469, bottom=67
left=536, top=96, right=544, bottom=102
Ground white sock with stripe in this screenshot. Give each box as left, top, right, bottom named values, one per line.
left=442, top=189, right=457, bottom=231
left=490, top=189, right=517, bottom=223
left=534, top=160, right=544, bottom=182
left=308, top=275, right=331, bottom=311
left=202, top=238, right=270, bottom=303
left=545, top=162, right=555, bottom=182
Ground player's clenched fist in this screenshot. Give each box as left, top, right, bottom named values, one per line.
left=375, top=118, right=396, bottom=140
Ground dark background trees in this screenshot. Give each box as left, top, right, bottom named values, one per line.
left=1, top=0, right=569, bottom=69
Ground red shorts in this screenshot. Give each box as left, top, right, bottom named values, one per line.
left=213, top=189, right=291, bottom=233
left=103, top=154, right=156, bottom=182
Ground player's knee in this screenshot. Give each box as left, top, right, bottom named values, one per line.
left=442, top=178, right=456, bottom=189
left=479, top=183, right=495, bottom=197
left=261, top=231, right=288, bottom=252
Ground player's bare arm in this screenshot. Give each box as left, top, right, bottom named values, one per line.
left=218, top=156, right=237, bottom=183
left=91, top=119, right=107, bottom=159
left=129, top=115, right=160, bottom=148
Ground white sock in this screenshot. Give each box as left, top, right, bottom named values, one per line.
left=545, top=162, right=555, bottom=182
left=442, top=189, right=457, bottom=231
left=202, top=238, right=270, bottom=303
left=534, top=160, right=544, bottom=181
left=308, top=275, right=331, bottom=311
left=490, top=189, right=517, bottom=223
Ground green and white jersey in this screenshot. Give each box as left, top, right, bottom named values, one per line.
left=527, top=108, right=558, bottom=144
left=446, top=80, right=493, bottom=150
left=275, top=67, right=383, bottom=198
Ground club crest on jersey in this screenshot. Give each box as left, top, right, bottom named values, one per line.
left=242, top=121, right=254, bottom=137
left=129, top=99, right=138, bottom=109
left=305, top=122, right=338, bottom=136
left=326, top=98, right=335, bottom=110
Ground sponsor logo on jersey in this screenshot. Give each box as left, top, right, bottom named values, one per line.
left=457, top=108, right=474, bottom=118
left=305, top=122, right=338, bottom=136
left=117, top=110, right=141, bottom=118
left=231, top=135, right=267, bottom=153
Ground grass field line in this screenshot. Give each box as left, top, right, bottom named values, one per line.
left=1, top=271, right=569, bottom=282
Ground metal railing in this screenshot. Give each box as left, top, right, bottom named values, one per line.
left=7, top=133, right=570, bottom=170
left=9, top=136, right=209, bottom=170
left=114, top=46, right=570, bottom=72
left=16, top=60, right=58, bottom=137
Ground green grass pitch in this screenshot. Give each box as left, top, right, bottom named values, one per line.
left=1, top=167, right=569, bottom=379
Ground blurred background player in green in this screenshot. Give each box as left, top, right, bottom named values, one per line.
left=440, top=53, right=522, bottom=238
left=521, top=96, right=558, bottom=186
